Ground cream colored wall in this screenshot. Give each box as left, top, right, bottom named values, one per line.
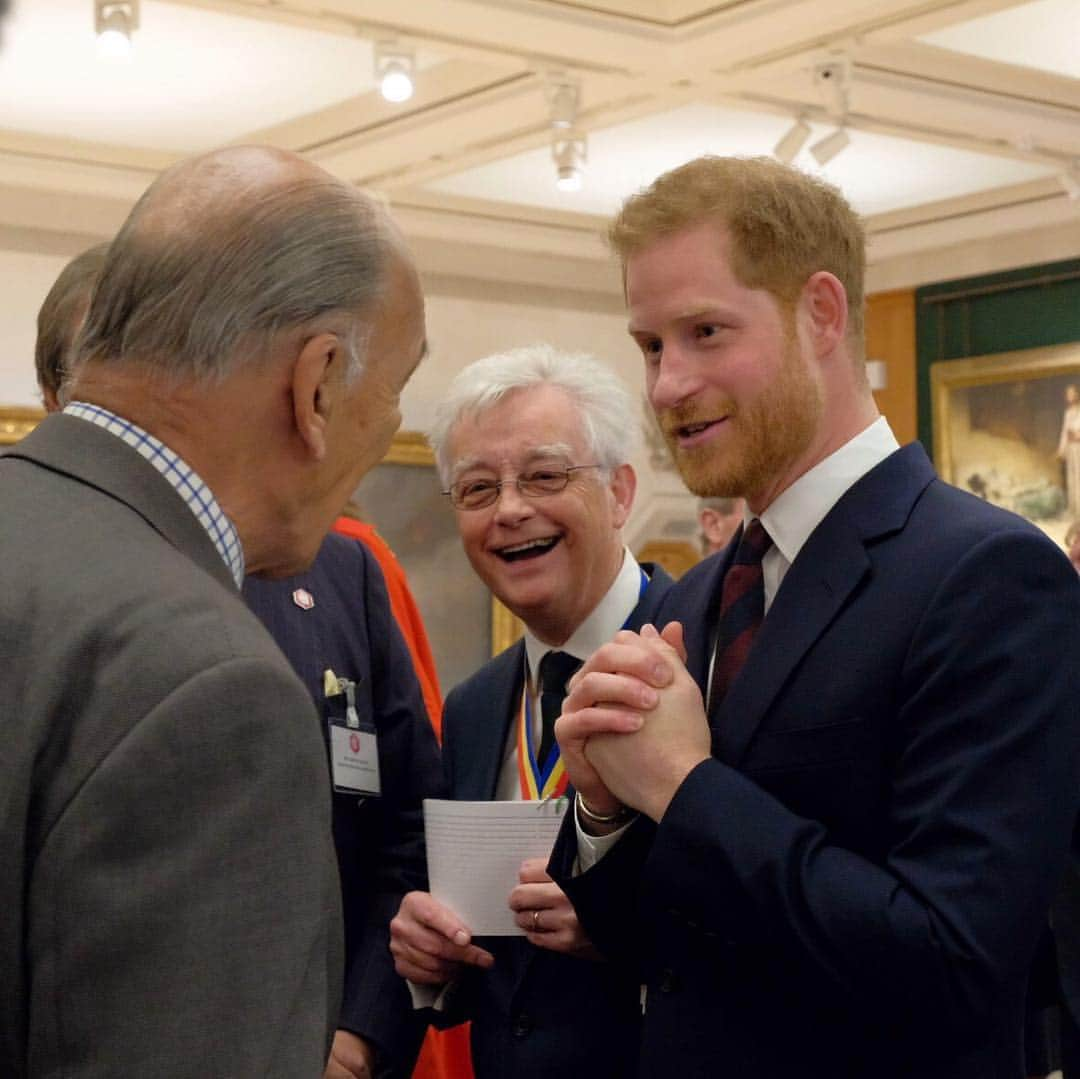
left=0, top=248, right=76, bottom=409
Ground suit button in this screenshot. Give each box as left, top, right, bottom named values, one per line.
left=512, top=1013, right=533, bottom=1038
left=658, top=969, right=679, bottom=994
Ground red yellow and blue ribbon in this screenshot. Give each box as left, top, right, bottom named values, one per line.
left=516, top=689, right=569, bottom=801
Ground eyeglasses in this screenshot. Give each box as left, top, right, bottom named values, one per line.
left=444, top=464, right=603, bottom=510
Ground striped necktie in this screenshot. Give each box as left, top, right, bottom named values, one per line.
left=708, top=519, right=773, bottom=714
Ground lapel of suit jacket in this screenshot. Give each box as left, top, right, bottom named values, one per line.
left=450, top=641, right=526, bottom=801
left=713, top=443, right=937, bottom=766
left=6, top=413, right=236, bottom=592
left=627, top=562, right=675, bottom=632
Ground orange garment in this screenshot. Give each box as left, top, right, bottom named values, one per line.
left=331, top=517, right=473, bottom=1079
left=333, top=517, right=443, bottom=736
left=411, top=1024, right=474, bottom=1079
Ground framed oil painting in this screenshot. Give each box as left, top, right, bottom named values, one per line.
left=931, top=343, right=1080, bottom=543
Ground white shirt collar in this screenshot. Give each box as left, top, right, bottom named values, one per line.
left=523, top=546, right=643, bottom=677
left=759, top=416, right=900, bottom=568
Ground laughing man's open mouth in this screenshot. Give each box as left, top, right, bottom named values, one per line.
left=496, top=536, right=561, bottom=562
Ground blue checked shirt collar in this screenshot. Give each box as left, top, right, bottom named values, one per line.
left=64, top=402, right=246, bottom=588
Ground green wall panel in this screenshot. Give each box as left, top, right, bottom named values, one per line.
left=916, top=258, right=1080, bottom=454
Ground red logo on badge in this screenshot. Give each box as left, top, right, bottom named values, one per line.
left=292, top=588, right=314, bottom=610
left=349, top=733, right=360, bottom=754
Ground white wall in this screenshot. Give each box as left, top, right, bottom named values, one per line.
left=0, top=247, right=78, bottom=408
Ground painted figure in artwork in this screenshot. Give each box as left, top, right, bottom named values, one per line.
left=1057, top=384, right=1080, bottom=519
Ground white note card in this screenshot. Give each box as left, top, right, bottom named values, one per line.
left=423, top=798, right=568, bottom=936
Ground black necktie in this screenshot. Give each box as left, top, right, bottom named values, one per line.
left=537, top=650, right=580, bottom=764
left=708, top=519, right=773, bottom=715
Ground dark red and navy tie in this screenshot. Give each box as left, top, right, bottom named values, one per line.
left=708, top=519, right=773, bottom=713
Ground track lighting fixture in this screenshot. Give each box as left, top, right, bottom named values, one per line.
left=95, top=0, right=138, bottom=60
left=375, top=42, right=415, bottom=103
left=547, top=78, right=580, bottom=129
left=805, top=55, right=851, bottom=167
left=552, top=135, right=586, bottom=192
left=547, top=76, right=585, bottom=192
left=810, top=126, right=850, bottom=167
left=773, top=118, right=811, bottom=164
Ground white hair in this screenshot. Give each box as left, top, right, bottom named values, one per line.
left=428, top=343, right=638, bottom=486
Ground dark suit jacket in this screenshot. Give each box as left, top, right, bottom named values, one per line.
left=436, top=565, right=672, bottom=1079
left=244, top=534, right=444, bottom=1077
left=0, top=414, right=342, bottom=1077
left=551, top=443, right=1080, bottom=1079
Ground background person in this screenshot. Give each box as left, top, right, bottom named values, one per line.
left=697, top=495, right=743, bottom=554
left=33, top=241, right=108, bottom=411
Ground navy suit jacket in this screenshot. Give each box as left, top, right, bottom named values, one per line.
left=551, top=443, right=1080, bottom=1079
left=244, top=533, right=444, bottom=1077
left=436, top=564, right=672, bottom=1079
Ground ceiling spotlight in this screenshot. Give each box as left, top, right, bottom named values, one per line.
left=547, top=78, right=580, bottom=129
left=95, top=0, right=138, bottom=61
left=773, top=118, right=811, bottom=164
left=375, top=43, right=415, bottom=103
left=552, top=135, right=586, bottom=193
left=810, top=126, right=850, bottom=167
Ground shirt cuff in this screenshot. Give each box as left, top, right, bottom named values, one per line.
left=574, top=798, right=635, bottom=873
left=407, top=978, right=455, bottom=1012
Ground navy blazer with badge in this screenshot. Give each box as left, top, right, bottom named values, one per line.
left=434, top=563, right=672, bottom=1079
left=244, top=532, right=444, bottom=1077
left=551, top=443, right=1080, bottom=1079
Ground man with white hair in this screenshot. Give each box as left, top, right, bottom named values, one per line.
left=1, top=144, right=426, bottom=1076
left=389, top=344, right=671, bottom=1078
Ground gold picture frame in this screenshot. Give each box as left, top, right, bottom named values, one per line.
left=931, top=342, right=1080, bottom=541
left=0, top=406, right=45, bottom=445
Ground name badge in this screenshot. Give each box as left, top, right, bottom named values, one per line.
left=323, top=668, right=381, bottom=797
left=328, top=722, right=381, bottom=796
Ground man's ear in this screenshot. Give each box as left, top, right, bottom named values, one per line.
left=609, top=462, right=637, bottom=529
left=801, top=271, right=848, bottom=358
left=291, top=332, right=344, bottom=462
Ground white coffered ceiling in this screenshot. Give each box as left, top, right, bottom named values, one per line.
left=1, top=0, right=1078, bottom=294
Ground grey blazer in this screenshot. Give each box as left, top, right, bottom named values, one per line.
left=0, top=414, right=342, bottom=1078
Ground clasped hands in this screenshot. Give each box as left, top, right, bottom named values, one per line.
left=555, top=622, right=712, bottom=824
